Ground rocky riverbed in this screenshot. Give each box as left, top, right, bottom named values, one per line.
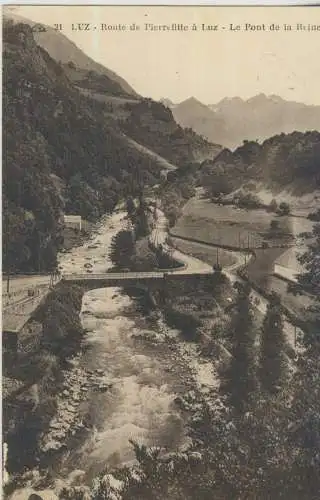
left=40, top=358, right=113, bottom=455
left=8, top=208, right=223, bottom=499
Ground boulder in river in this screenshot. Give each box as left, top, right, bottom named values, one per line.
left=188, top=451, right=203, bottom=463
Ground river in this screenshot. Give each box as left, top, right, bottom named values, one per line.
left=56, top=210, right=186, bottom=484
left=9, top=209, right=219, bottom=498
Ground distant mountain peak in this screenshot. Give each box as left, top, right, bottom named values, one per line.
left=177, top=96, right=212, bottom=113
left=268, top=94, right=285, bottom=103
left=172, top=92, right=320, bottom=150
left=246, top=93, right=268, bottom=104
left=218, top=96, right=244, bottom=105
left=181, top=96, right=206, bottom=105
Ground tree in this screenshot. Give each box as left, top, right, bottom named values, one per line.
left=203, top=171, right=234, bottom=199
left=135, top=197, right=149, bottom=239
left=308, top=209, right=320, bottom=222
left=222, top=282, right=257, bottom=413
left=270, top=219, right=280, bottom=232
left=277, top=202, right=290, bottom=216
left=259, top=292, right=288, bottom=394
left=268, top=199, right=278, bottom=213
left=109, top=230, right=135, bottom=269
left=287, top=352, right=320, bottom=498
left=67, top=61, right=76, bottom=69
left=235, top=191, right=261, bottom=209
left=297, top=223, right=320, bottom=299
left=282, top=222, right=320, bottom=497
left=126, top=196, right=135, bottom=218
left=284, top=236, right=320, bottom=496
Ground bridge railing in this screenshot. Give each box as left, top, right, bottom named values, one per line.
left=62, top=271, right=166, bottom=280
left=62, top=269, right=213, bottom=282
left=2, top=289, right=49, bottom=326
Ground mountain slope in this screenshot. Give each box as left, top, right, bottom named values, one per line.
left=200, top=131, right=320, bottom=199
left=4, top=12, right=138, bottom=98
left=172, top=94, right=320, bottom=150
left=5, top=12, right=223, bottom=166
left=3, top=20, right=222, bottom=275
left=120, top=98, right=222, bottom=167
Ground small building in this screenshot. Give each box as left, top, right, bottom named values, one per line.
left=64, top=214, right=82, bottom=231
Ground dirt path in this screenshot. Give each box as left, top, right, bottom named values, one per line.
left=122, top=134, right=177, bottom=174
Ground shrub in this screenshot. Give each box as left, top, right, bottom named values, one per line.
left=67, top=61, right=76, bottom=69
left=165, top=306, right=201, bottom=341
left=268, top=199, right=278, bottom=212
left=277, top=202, right=290, bottom=216
left=234, top=191, right=262, bottom=209
left=308, top=209, right=320, bottom=221
left=270, top=219, right=280, bottom=232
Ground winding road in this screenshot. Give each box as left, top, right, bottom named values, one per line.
left=3, top=204, right=303, bottom=348
left=149, top=207, right=301, bottom=349
left=149, top=207, right=245, bottom=275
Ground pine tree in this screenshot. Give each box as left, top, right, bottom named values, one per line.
left=223, top=281, right=257, bottom=413
left=259, top=292, right=288, bottom=394
left=109, top=230, right=135, bottom=269
left=287, top=230, right=320, bottom=496
left=135, top=196, right=149, bottom=239
left=126, top=196, right=136, bottom=219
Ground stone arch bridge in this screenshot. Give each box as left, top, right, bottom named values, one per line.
left=62, top=270, right=213, bottom=292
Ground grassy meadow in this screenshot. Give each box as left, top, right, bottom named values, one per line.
left=172, top=198, right=294, bottom=249
left=169, top=237, right=238, bottom=268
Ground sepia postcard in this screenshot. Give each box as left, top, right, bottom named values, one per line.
left=2, top=4, right=320, bottom=500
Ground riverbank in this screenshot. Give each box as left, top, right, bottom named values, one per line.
left=4, top=211, right=127, bottom=497
left=3, top=208, right=199, bottom=497
left=6, top=201, right=237, bottom=499
left=53, top=270, right=239, bottom=499
left=3, top=283, right=86, bottom=496
left=62, top=223, right=93, bottom=252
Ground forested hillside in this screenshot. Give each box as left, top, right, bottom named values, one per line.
left=200, top=131, right=320, bottom=197
left=63, top=61, right=135, bottom=98
left=120, top=99, right=222, bottom=166
left=3, top=20, right=221, bottom=275
left=3, top=21, right=162, bottom=274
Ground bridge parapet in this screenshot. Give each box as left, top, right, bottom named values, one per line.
left=61, top=270, right=213, bottom=291
left=63, top=272, right=165, bottom=281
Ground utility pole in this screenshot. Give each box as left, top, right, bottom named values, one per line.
left=38, top=232, right=42, bottom=274
left=245, top=233, right=248, bottom=265
left=216, top=247, right=219, bottom=267
left=4, top=212, right=11, bottom=294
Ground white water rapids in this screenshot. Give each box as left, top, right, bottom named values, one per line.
left=57, top=210, right=185, bottom=480
left=9, top=209, right=219, bottom=498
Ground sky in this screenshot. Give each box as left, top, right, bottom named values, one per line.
left=6, top=5, right=320, bottom=105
